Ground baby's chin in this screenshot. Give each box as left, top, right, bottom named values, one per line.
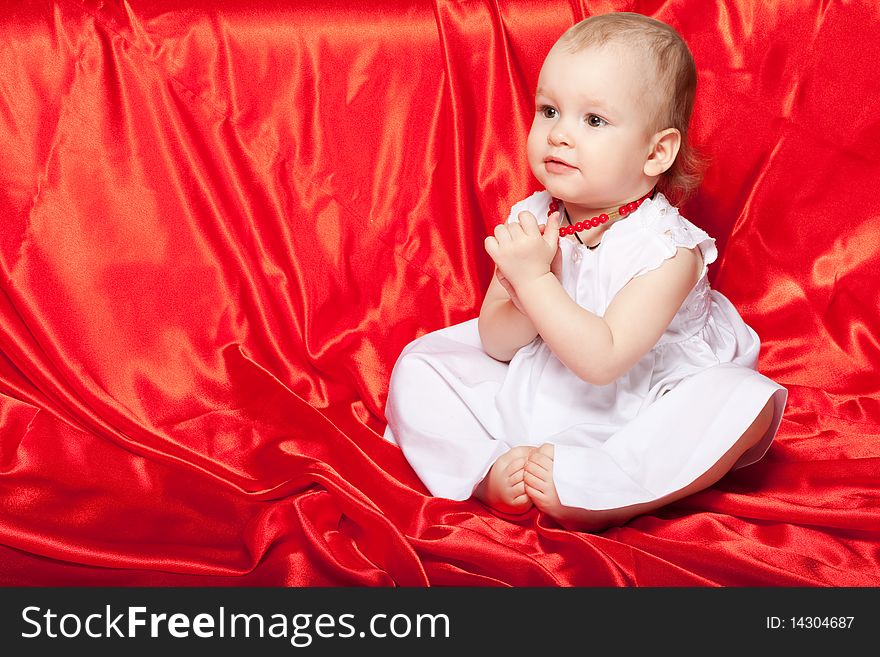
left=530, top=167, right=564, bottom=193
left=533, top=176, right=584, bottom=202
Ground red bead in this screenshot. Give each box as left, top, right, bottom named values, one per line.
left=549, top=201, right=559, bottom=212
left=599, top=213, right=609, bottom=223
left=628, top=202, right=638, bottom=212
left=588, top=217, right=599, bottom=227
left=574, top=221, right=584, bottom=231
left=619, top=206, right=629, bottom=216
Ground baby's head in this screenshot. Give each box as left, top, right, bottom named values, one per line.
left=528, top=12, right=702, bottom=206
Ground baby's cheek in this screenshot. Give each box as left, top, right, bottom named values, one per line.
left=525, top=133, right=545, bottom=178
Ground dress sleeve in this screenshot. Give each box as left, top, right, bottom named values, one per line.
left=630, top=204, right=718, bottom=282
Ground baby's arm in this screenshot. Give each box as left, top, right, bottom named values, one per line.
left=515, top=246, right=702, bottom=385
left=478, top=268, right=539, bottom=361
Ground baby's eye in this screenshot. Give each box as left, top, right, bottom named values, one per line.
left=538, top=105, right=558, bottom=119
left=586, top=114, right=608, bottom=127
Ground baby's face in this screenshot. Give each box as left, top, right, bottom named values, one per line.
left=527, top=43, right=659, bottom=211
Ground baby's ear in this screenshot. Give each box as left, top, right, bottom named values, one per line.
left=644, top=128, right=681, bottom=177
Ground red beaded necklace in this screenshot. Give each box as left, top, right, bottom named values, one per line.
left=548, top=188, right=655, bottom=242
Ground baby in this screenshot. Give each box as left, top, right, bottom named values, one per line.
left=384, top=12, right=786, bottom=531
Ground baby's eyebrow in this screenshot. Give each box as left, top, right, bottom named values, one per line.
left=576, top=95, right=613, bottom=113
left=534, top=87, right=614, bottom=114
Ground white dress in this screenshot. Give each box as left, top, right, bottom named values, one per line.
left=383, top=191, right=788, bottom=510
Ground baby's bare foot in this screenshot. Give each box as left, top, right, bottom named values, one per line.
left=524, top=443, right=614, bottom=531
left=523, top=443, right=561, bottom=513
left=474, top=446, right=535, bottom=514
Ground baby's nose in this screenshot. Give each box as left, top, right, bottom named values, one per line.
left=549, top=128, right=572, bottom=146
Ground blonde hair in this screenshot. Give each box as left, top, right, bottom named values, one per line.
left=557, top=12, right=705, bottom=203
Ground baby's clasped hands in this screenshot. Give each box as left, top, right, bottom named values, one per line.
left=484, top=210, right=561, bottom=290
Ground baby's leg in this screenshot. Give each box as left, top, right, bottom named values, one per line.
left=474, top=446, right=536, bottom=514
left=524, top=397, right=776, bottom=531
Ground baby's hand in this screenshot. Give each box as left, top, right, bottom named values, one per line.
left=497, top=222, right=562, bottom=313
left=495, top=270, right=526, bottom=313
left=485, top=211, right=560, bottom=290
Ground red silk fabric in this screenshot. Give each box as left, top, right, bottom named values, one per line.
left=1, top=0, right=878, bottom=586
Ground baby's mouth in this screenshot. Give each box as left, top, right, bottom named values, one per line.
left=544, top=157, right=579, bottom=173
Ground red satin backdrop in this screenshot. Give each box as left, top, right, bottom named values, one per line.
left=1, top=0, right=878, bottom=586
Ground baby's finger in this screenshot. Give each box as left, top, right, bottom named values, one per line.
left=504, top=219, right=525, bottom=240
left=484, top=236, right=499, bottom=258
left=525, top=453, right=552, bottom=476
left=523, top=471, right=548, bottom=495
left=507, top=459, right=527, bottom=483
left=544, top=211, right=561, bottom=246
left=540, top=211, right=560, bottom=236
left=517, top=210, right=541, bottom=237
left=493, top=223, right=512, bottom=243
